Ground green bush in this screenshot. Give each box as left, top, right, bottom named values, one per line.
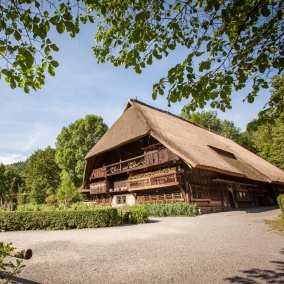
left=0, top=208, right=119, bottom=231
left=277, top=194, right=284, bottom=213
left=128, top=206, right=149, bottom=224
left=140, top=202, right=198, bottom=217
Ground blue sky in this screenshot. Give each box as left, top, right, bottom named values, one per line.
left=0, top=24, right=270, bottom=164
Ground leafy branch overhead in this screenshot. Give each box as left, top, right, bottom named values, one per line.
left=1, top=0, right=283, bottom=116
left=90, top=0, right=283, bottom=112
left=0, top=0, right=94, bottom=93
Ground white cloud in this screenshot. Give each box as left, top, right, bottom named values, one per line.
left=0, top=153, right=27, bottom=165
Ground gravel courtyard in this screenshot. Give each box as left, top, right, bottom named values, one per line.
left=1, top=207, right=284, bottom=284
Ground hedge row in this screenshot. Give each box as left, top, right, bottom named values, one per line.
left=0, top=208, right=119, bottom=231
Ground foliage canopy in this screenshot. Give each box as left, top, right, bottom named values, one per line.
left=25, top=146, right=60, bottom=204
left=0, top=0, right=93, bottom=92
left=90, top=0, right=284, bottom=113
left=1, top=0, right=283, bottom=119
left=55, top=114, right=108, bottom=187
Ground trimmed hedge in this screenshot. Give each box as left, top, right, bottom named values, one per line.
left=128, top=206, right=149, bottom=224
left=0, top=208, right=119, bottom=231
left=277, top=194, right=284, bottom=213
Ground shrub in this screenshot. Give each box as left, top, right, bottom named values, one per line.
left=140, top=202, right=198, bottom=217
left=128, top=206, right=149, bottom=224
left=0, top=208, right=119, bottom=231
left=277, top=195, right=284, bottom=213
left=0, top=242, right=25, bottom=282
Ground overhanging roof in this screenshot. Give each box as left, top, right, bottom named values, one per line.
left=85, top=99, right=284, bottom=185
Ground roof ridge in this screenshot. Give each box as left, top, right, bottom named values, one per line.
left=129, top=98, right=233, bottom=141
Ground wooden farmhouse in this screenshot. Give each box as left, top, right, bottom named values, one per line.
left=81, top=99, right=284, bottom=213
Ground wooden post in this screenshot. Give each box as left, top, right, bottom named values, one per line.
left=9, top=248, right=33, bottom=260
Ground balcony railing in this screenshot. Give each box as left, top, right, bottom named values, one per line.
left=111, top=180, right=128, bottom=192
left=128, top=169, right=179, bottom=191
left=90, top=148, right=178, bottom=180
left=90, top=167, right=106, bottom=179
left=89, top=182, right=107, bottom=195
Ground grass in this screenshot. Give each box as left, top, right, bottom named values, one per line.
left=265, top=215, right=284, bottom=234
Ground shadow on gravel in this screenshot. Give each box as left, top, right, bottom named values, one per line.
left=226, top=206, right=279, bottom=215
left=0, top=272, right=40, bottom=284
left=147, top=219, right=160, bottom=224
left=225, top=251, right=284, bottom=284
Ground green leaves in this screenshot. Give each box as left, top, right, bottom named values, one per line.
left=0, top=1, right=94, bottom=93
left=56, top=21, right=65, bottom=34
left=25, top=147, right=61, bottom=204
left=88, top=0, right=283, bottom=117
left=55, top=115, right=108, bottom=187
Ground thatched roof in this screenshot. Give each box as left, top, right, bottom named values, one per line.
left=85, top=99, right=284, bottom=184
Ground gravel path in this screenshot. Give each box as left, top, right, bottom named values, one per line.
left=1, top=207, right=284, bottom=284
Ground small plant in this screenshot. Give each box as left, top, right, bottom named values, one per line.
left=70, top=202, right=91, bottom=211
left=139, top=202, right=198, bottom=217
left=16, top=203, right=43, bottom=212
left=0, top=242, right=25, bottom=283
left=277, top=195, right=284, bottom=213
left=128, top=206, right=149, bottom=224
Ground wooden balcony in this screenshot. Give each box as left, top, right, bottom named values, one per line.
left=90, top=148, right=178, bottom=180
left=89, top=182, right=107, bottom=195
left=128, top=169, right=179, bottom=192
left=109, top=180, right=128, bottom=192
left=90, top=167, right=106, bottom=179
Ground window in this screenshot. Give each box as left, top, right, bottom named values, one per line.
left=237, top=191, right=251, bottom=202
left=139, top=191, right=183, bottom=203
left=191, top=185, right=209, bottom=199
left=144, top=195, right=150, bottom=202
left=173, top=192, right=182, bottom=199
left=208, top=145, right=237, bottom=159
left=151, top=195, right=157, bottom=202
left=116, top=195, right=127, bottom=204
left=165, top=194, right=172, bottom=200
left=158, top=194, right=164, bottom=201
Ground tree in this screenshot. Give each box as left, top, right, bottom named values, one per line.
left=2, top=1, right=283, bottom=118
left=0, top=0, right=93, bottom=92
left=25, top=146, right=60, bottom=204
left=181, top=108, right=242, bottom=139
left=4, top=165, right=26, bottom=206
left=0, top=163, right=26, bottom=208
left=181, top=109, right=222, bottom=132
left=257, top=74, right=284, bottom=124
left=0, top=164, right=7, bottom=206
left=248, top=114, right=284, bottom=170
left=90, top=0, right=283, bottom=113
left=56, top=170, right=82, bottom=209
left=180, top=108, right=257, bottom=151
left=55, top=115, right=108, bottom=187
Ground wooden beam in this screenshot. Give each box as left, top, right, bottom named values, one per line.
left=212, top=178, right=258, bottom=187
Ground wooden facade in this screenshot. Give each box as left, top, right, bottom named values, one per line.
left=81, top=100, right=284, bottom=213
left=81, top=137, right=282, bottom=213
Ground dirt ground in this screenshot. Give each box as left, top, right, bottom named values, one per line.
left=1, top=207, right=284, bottom=284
